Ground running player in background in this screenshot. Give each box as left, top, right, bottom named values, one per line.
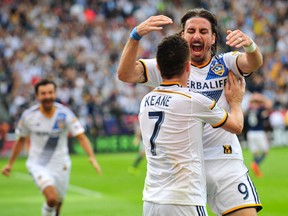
left=140, top=35, right=245, bottom=216
left=118, top=8, right=263, bottom=216
left=245, top=93, right=272, bottom=177
left=2, top=79, right=102, bottom=216
left=128, top=119, right=145, bottom=175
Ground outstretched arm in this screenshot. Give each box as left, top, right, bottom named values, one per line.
left=117, top=15, right=173, bottom=83
left=2, top=137, right=27, bottom=177
left=76, top=133, right=102, bottom=175
left=226, top=29, right=263, bottom=73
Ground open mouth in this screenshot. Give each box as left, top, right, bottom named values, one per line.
left=191, top=43, right=203, bottom=52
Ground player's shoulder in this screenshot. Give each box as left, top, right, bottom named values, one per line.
left=215, top=51, right=241, bottom=60
left=190, top=90, right=215, bottom=104
left=54, top=102, right=75, bottom=117
left=55, top=102, right=74, bottom=115
left=139, top=58, right=156, bottom=64
left=22, top=103, right=40, bottom=117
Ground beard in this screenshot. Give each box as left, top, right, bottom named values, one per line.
left=41, top=99, right=55, bottom=112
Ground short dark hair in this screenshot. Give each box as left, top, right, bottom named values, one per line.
left=35, top=79, right=57, bottom=94
left=156, top=35, right=189, bottom=79
left=180, top=8, right=218, bottom=56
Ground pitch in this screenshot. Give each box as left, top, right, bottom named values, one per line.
left=0, top=148, right=287, bottom=215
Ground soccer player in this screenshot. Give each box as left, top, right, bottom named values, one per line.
left=245, top=93, right=272, bottom=177
left=128, top=120, right=146, bottom=175
left=118, top=8, right=263, bottom=216
left=140, top=35, right=245, bottom=216
left=1, top=79, right=102, bottom=216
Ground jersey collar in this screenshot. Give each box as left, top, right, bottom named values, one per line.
left=160, top=81, right=182, bottom=87
left=191, top=56, right=212, bottom=68
left=39, top=105, right=56, bottom=118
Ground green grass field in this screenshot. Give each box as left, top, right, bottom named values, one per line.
left=0, top=147, right=287, bottom=215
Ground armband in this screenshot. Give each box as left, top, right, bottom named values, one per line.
left=243, top=41, right=257, bottom=53
left=129, top=27, right=142, bottom=41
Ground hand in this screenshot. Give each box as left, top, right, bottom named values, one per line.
left=89, top=157, right=102, bottom=176
left=225, top=71, right=246, bottom=106
left=2, top=164, right=12, bottom=177
left=226, top=29, right=253, bottom=48
left=136, top=15, right=173, bottom=37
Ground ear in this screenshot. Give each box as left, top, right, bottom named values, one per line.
left=212, top=33, right=216, bottom=45
left=185, top=61, right=190, bottom=73
left=156, top=64, right=160, bottom=71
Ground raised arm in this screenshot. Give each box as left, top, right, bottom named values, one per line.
left=226, top=29, right=263, bottom=73
left=221, top=71, right=246, bottom=134
left=117, top=15, right=173, bottom=83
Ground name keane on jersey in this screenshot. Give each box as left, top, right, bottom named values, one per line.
left=189, top=78, right=227, bottom=91
left=144, top=95, right=172, bottom=107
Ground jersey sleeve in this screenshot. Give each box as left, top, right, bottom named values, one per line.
left=192, top=92, right=228, bottom=127
left=224, top=52, right=243, bottom=78
left=15, top=114, right=30, bottom=138
left=139, top=58, right=162, bottom=87
left=66, top=109, right=85, bottom=137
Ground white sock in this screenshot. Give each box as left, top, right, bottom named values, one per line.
left=42, top=203, right=56, bottom=216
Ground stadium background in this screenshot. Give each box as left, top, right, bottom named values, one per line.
left=0, top=0, right=287, bottom=215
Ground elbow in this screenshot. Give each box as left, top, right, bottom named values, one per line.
left=233, top=124, right=244, bottom=135
left=117, top=68, right=131, bottom=83
left=117, top=69, right=125, bottom=81
left=234, top=128, right=243, bottom=135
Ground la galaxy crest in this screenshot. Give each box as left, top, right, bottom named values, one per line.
left=211, top=64, right=225, bottom=76
left=54, top=113, right=66, bottom=129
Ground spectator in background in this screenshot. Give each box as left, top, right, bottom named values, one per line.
left=269, top=102, right=286, bottom=146
left=1, top=79, right=101, bottom=216
left=0, top=0, right=287, bottom=145
left=245, top=93, right=272, bottom=177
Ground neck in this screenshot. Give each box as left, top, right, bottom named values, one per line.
left=40, top=105, right=56, bottom=118
left=163, top=77, right=187, bottom=87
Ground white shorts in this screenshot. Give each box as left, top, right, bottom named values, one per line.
left=143, top=201, right=207, bottom=216
left=205, top=159, right=262, bottom=215
left=247, top=131, right=269, bottom=153
left=26, top=162, right=71, bottom=200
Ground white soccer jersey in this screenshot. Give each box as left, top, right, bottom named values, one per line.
left=16, top=102, right=84, bottom=168
left=139, top=83, right=228, bottom=206
left=140, top=51, right=244, bottom=160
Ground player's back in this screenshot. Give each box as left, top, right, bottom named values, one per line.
left=139, top=83, right=224, bottom=205
left=141, top=54, right=243, bottom=160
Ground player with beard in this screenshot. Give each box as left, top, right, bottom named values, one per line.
left=2, top=79, right=102, bottom=216
left=118, top=8, right=263, bottom=216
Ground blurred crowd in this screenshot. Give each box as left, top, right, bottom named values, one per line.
left=0, top=0, right=287, bottom=144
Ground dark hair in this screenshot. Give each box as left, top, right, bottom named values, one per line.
left=35, top=79, right=57, bottom=94
left=156, top=35, right=189, bottom=79
left=180, top=8, right=218, bottom=56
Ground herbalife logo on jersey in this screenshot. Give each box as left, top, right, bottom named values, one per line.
left=223, top=145, right=232, bottom=154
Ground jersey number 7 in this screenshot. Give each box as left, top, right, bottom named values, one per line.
left=148, top=111, right=164, bottom=156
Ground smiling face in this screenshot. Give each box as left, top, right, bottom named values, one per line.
left=182, top=17, right=216, bottom=65
left=36, top=83, right=56, bottom=112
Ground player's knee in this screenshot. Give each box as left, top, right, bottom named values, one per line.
left=46, top=197, right=59, bottom=207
